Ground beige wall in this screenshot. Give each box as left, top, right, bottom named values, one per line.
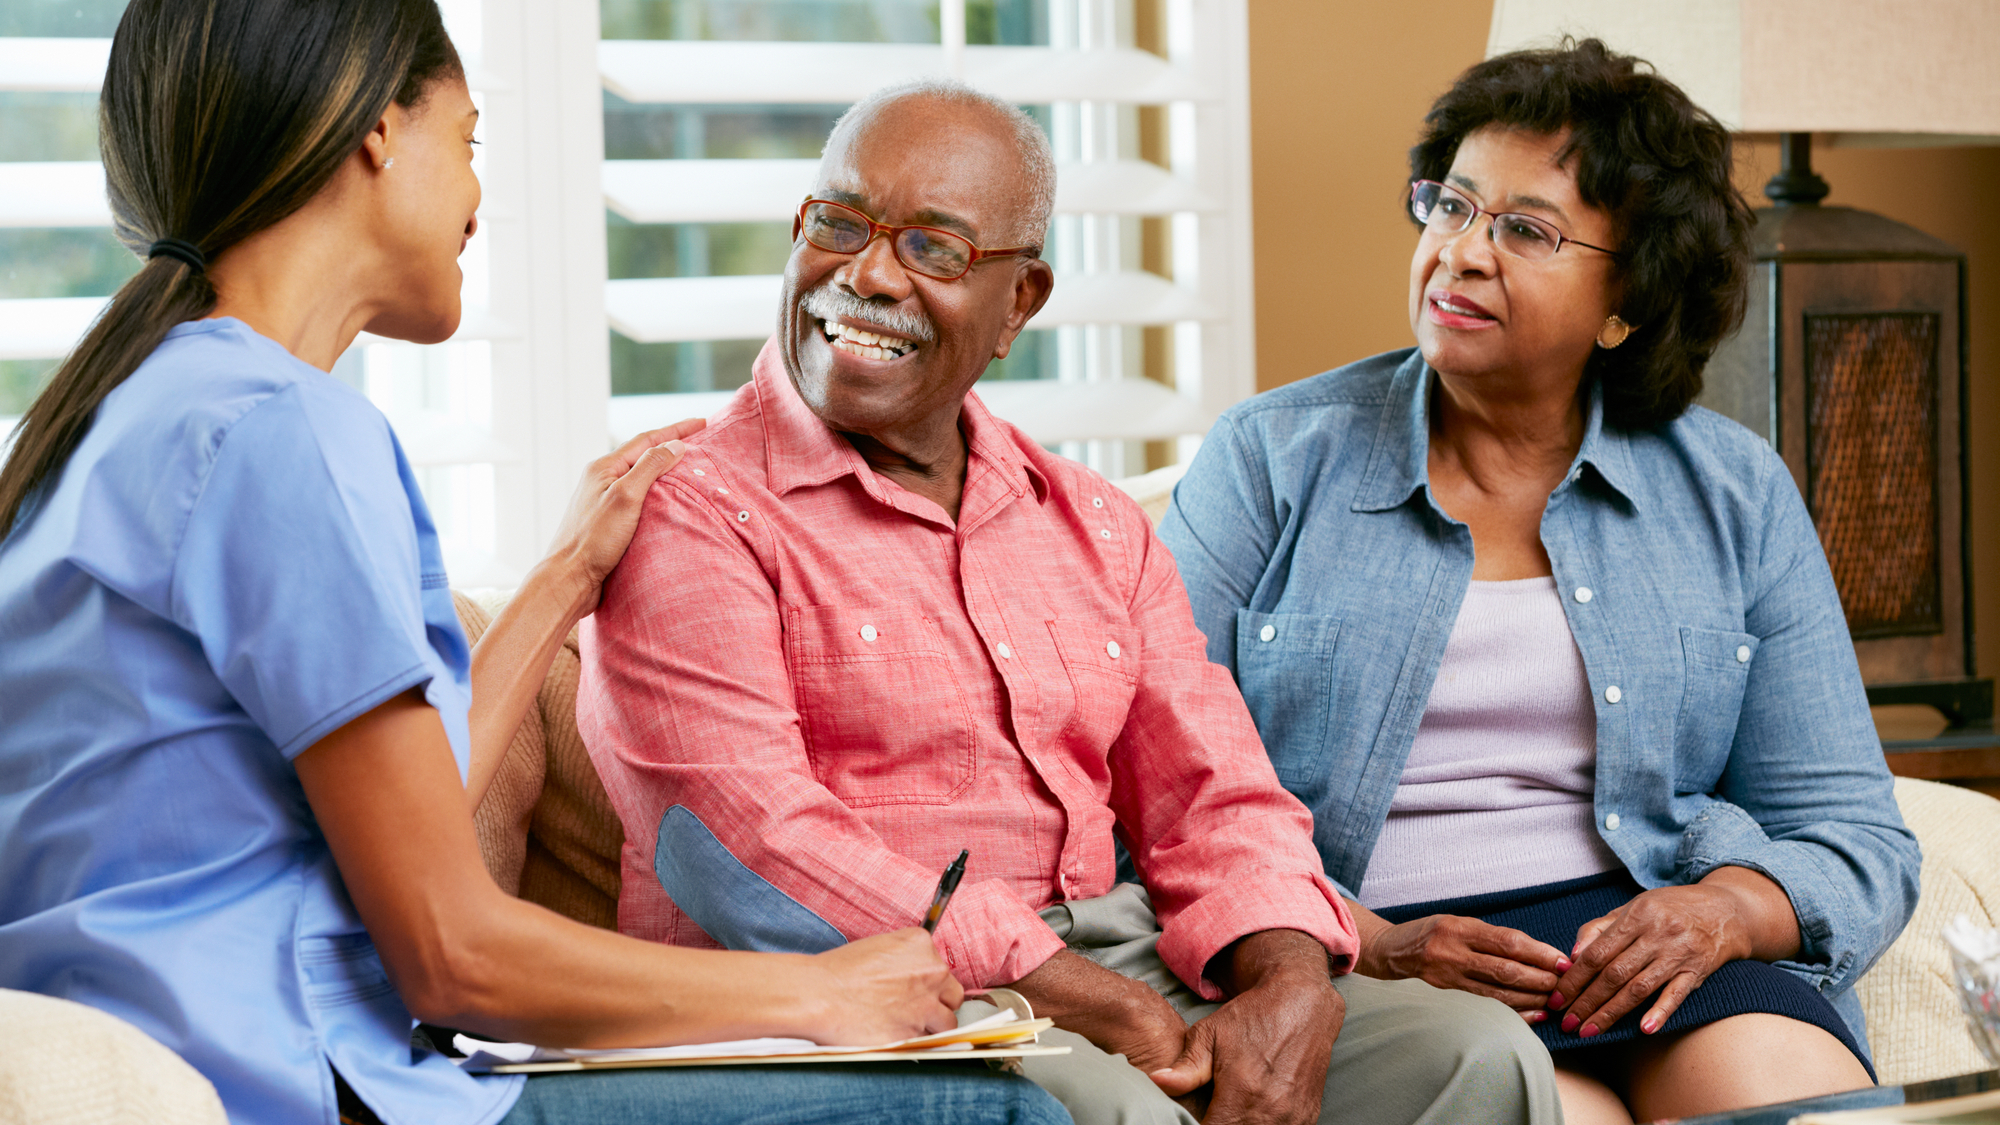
left=1246, top=1, right=2000, bottom=681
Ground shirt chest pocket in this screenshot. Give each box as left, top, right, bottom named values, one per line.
left=785, top=604, right=976, bottom=807
left=1046, top=618, right=1140, bottom=754
left=1675, top=625, right=1759, bottom=792
left=1234, top=611, right=1340, bottom=787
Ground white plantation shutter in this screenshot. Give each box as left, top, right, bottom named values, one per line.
left=0, top=0, right=1256, bottom=579
left=598, top=0, right=1256, bottom=480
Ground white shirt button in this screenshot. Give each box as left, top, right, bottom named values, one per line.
left=859, top=625, right=878, bottom=642
left=1574, top=586, right=1593, bottom=604
left=692, top=468, right=706, bottom=476
left=1737, top=645, right=1752, bottom=663
left=1605, top=813, right=1622, bottom=831
left=1092, top=496, right=1105, bottom=508
left=716, top=487, right=728, bottom=495
left=1604, top=685, right=1622, bottom=704
left=997, top=642, right=1012, bottom=659
left=1105, top=640, right=1121, bottom=659
left=736, top=510, right=750, bottom=522
left=1259, top=624, right=1276, bottom=643
left=1100, top=529, right=1112, bottom=539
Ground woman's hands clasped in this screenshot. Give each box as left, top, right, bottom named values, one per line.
left=548, top=418, right=706, bottom=617
left=1360, top=914, right=1571, bottom=1023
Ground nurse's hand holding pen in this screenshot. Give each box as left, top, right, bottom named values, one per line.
left=465, top=419, right=705, bottom=808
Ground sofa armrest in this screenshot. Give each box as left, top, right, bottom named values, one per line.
left=0, top=990, right=225, bottom=1124
left=1856, top=776, right=2000, bottom=1084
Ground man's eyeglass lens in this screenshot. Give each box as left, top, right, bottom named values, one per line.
left=1410, top=180, right=1578, bottom=262
left=800, top=200, right=975, bottom=280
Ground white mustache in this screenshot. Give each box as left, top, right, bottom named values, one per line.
left=800, top=285, right=936, bottom=343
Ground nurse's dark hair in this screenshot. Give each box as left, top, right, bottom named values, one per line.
left=1410, top=37, right=1755, bottom=429
left=0, top=0, right=461, bottom=534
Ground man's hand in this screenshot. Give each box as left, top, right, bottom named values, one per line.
left=1151, top=929, right=1343, bottom=1125
left=1008, top=950, right=1188, bottom=1074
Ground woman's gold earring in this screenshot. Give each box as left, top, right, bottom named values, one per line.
left=1596, top=315, right=1633, bottom=349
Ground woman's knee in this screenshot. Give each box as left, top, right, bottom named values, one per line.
left=1625, top=1013, right=1872, bottom=1120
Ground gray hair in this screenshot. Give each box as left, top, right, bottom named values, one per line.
left=825, top=77, right=1057, bottom=249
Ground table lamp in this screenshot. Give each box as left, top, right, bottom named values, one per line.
left=1488, top=0, right=2000, bottom=724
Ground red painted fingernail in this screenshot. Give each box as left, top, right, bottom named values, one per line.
left=1556, top=957, right=1572, bottom=973
left=1526, top=1010, right=1547, bottom=1023
left=1561, top=1013, right=1581, bottom=1033
left=1580, top=1023, right=1600, bottom=1038
left=1641, top=1016, right=1659, bottom=1034
left=1546, top=992, right=1565, bottom=1010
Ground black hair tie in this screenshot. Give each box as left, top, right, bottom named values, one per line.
left=147, top=237, right=207, bottom=272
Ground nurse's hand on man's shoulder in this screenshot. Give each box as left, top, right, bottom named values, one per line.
left=546, top=418, right=706, bottom=614
left=805, top=927, right=966, bottom=1045
left=1360, top=914, right=1569, bottom=1021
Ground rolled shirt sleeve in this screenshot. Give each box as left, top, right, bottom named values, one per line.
left=1107, top=494, right=1357, bottom=998
left=1678, top=449, right=1920, bottom=994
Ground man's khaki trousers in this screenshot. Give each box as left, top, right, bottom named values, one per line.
left=961, top=885, right=1561, bottom=1125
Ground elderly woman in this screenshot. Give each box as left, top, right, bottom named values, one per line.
left=1158, top=39, right=1919, bottom=1125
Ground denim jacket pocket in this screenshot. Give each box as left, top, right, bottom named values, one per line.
left=786, top=604, right=976, bottom=807
left=1233, top=611, right=1341, bottom=786
left=1675, top=626, right=1759, bottom=791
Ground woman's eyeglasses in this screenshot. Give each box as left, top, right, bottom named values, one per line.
left=1409, top=179, right=1618, bottom=262
left=793, top=198, right=1039, bottom=281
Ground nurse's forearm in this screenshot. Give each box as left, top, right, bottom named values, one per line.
left=464, top=555, right=594, bottom=808
left=299, top=692, right=959, bottom=1047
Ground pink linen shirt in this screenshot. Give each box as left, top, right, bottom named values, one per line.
left=577, top=342, right=1355, bottom=996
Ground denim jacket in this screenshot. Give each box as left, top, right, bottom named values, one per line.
left=1158, top=348, right=1919, bottom=1021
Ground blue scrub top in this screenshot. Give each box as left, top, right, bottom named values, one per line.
left=0, top=318, right=522, bottom=1125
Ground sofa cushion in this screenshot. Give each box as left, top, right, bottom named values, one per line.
left=1856, top=776, right=2000, bottom=1084
left=0, top=989, right=225, bottom=1125
left=455, top=593, right=620, bottom=929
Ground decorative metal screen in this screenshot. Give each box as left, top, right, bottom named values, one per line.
left=1805, top=311, right=1941, bottom=637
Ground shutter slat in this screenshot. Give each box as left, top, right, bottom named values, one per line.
left=598, top=41, right=1210, bottom=105
left=0, top=163, right=111, bottom=228
left=0, top=297, right=516, bottom=360
left=606, top=270, right=1212, bottom=344
left=601, top=157, right=1212, bottom=224
left=0, top=38, right=110, bottom=93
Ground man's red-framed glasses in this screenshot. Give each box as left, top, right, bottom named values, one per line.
left=793, top=198, right=1039, bottom=281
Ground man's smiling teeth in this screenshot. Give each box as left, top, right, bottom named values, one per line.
left=1435, top=296, right=1493, bottom=319
left=823, top=319, right=915, bottom=360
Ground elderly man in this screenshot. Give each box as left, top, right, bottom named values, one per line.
left=577, top=79, right=1556, bottom=1125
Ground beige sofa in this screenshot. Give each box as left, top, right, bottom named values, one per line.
left=5, top=471, right=1996, bottom=1122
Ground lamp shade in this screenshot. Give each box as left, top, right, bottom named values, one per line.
left=1486, top=0, right=2000, bottom=143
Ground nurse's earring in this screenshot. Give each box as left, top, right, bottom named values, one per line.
left=1596, top=315, right=1633, bottom=349
left=380, top=157, right=395, bottom=170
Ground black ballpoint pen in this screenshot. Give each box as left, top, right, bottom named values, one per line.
left=923, top=850, right=970, bottom=933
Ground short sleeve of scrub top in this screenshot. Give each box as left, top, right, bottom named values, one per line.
left=0, top=318, right=510, bottom=1125
left=169, top=370, right=471, bottom=760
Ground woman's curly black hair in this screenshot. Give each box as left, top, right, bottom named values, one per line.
left=1410, top=38, right=1756, bottom=429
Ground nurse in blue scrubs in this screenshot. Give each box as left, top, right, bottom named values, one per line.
left=0, top=3, right=1070, bottom=1125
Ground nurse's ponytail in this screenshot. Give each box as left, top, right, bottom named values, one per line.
left=0, top=0, right=461, bottom=535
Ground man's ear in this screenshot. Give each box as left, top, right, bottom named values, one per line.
left=992, top=259, right=1055, bottom=360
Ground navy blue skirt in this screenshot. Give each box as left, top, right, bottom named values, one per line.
left=1375, top=870, right=1873, bottom=1079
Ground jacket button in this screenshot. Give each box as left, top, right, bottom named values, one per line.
left=1605, top=813, right=1622, bottom=831
left=1259, top=624, right=1276, bottom=643
left=1604, top=685, right=1622, bottom=704
left=1574, top=586, right=1593, bottom=604
left=1737, top=645, right=1751, bottom=663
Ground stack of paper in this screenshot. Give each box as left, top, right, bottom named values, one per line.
left=458, top=1006, right=1067, bottom=1074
